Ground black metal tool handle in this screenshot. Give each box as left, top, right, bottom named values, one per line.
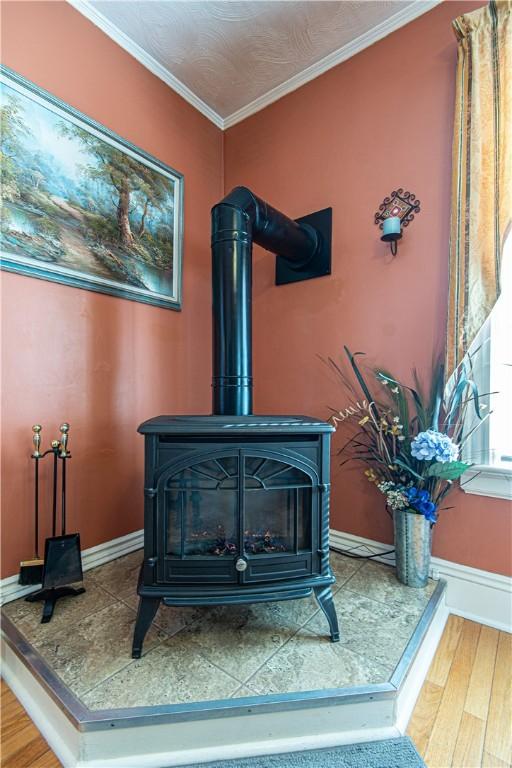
left=51, top=441, right=59, bottom=538
left=61, top=455, right=66, bottom=536
left=34, top=456, right=40, bottom=558
left=59, top=423, right=70, bottom=536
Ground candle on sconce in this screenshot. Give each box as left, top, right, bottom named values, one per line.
left=382, top=216, right=401, bottom=237
left=374, top=189, right=420, bottom=258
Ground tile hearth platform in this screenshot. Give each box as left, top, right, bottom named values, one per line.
left=3, top=550, right=434, bottom=707
left=1, top=549, right=447, bottom=768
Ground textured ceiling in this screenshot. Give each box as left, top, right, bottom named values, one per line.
left=89, top=1, right=421, bottom=119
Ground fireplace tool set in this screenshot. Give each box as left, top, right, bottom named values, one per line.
left=19, top=423, right=85, bottom=623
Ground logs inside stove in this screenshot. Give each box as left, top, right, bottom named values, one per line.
left=132, top=187, right=338, bottom=658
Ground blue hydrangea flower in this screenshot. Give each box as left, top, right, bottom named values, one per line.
left=406, top=487, right=438, bottom=523
left=420, top=501, right=438, bottom=523
left=407, top=487, right=430, bottom=504
left=410, top=430, right=459, bottom=463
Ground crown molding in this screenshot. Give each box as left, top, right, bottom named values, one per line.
left=67, top=0, right=442, bottom=132
left=223, top=0, right=442, bottom=129
left=66, top=0, right=225, bottom=129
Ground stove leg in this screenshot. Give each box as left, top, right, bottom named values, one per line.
left=132, top=596, right=160, bottom=659
left=314, top=585, right=340, bottom=642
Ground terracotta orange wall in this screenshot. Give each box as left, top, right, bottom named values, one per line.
left=0, top=1, right=222, bottom=578
left=224, top=0, right=512, bottom=577
left=2, top=1, right=510, bottom=580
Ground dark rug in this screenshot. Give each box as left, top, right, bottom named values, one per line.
left=184, top=737, right=426, bottom=767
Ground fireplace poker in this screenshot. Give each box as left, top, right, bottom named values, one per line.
left=51, top=439, right=59, bottom=537
left=60, top=423, right=69, bottom=535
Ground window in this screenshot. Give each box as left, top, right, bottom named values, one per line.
left=462, top=233, right=512, bottom=499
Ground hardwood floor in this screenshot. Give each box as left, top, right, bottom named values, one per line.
left=1, top=616, right=510, bottom=768
left=0, top=680, right=60, bottom=767
left=408, top=615, right=512, bottom=767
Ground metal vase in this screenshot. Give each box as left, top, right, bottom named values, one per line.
left=393, top=508, right=432, bottom=588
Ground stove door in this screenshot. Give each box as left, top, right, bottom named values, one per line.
left=239, top=451, right=317, bottom=583
left=159, top=451, right=240, bottom=584
left=157, top=447, right=319, bottom=586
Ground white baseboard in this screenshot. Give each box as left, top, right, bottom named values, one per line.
left=0, top=529, right=144, bottom=606
left=330, top=530, right=397, bottom=566
left=330, top=529, right=511, bottom=633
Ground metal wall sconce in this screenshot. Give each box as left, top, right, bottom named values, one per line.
left=374, top=189, right=421, bottom=256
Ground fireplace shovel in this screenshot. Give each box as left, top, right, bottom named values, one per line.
left=26, top=425, right=85, bottom=623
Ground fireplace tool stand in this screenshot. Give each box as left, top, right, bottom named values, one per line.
left=26, top=584, right=85, bottom=624
left=26, top=424, right=85, bottom=623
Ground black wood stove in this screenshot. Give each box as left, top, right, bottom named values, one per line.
left=132, top=188, right=339, bottom=658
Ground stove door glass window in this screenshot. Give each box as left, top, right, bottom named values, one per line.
left=165, top=456, right=239, bottom=557
left=243, top=456, right=312, bottom=556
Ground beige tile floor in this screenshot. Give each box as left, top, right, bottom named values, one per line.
left=2, top=550, right=436, bottom=711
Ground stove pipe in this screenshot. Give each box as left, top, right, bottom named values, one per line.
left=211, top=186, right=320, bottom=416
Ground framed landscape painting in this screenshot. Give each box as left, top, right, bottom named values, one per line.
left=0, top=65, right=183, bottom=310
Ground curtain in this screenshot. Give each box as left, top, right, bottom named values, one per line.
left=446, top=0, right=511, bottom=375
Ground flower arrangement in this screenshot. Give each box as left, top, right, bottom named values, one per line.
left=329, top=347, right=488, bottom=525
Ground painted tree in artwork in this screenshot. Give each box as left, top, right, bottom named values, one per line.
left=0, top=95, right=31, bottom=201
left=59, top=122, right=169, bottom=248
left=133, top=170, right=170, bottom=237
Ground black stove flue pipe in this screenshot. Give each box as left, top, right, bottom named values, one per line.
left=211, top=186, right=320, bottom=416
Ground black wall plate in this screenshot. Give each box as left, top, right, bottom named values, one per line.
left=275, top=207, right=332, bottom=286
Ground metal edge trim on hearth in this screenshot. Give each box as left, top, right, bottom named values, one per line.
left=0, top=613, right=393, bottom=731
left=389, top=578, right=446, bottom=691
left=0, top=576, right=446, bottom=734
left=0, top=616, right=89, bottom=728
left=83, top=683, right=397, bottom=731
